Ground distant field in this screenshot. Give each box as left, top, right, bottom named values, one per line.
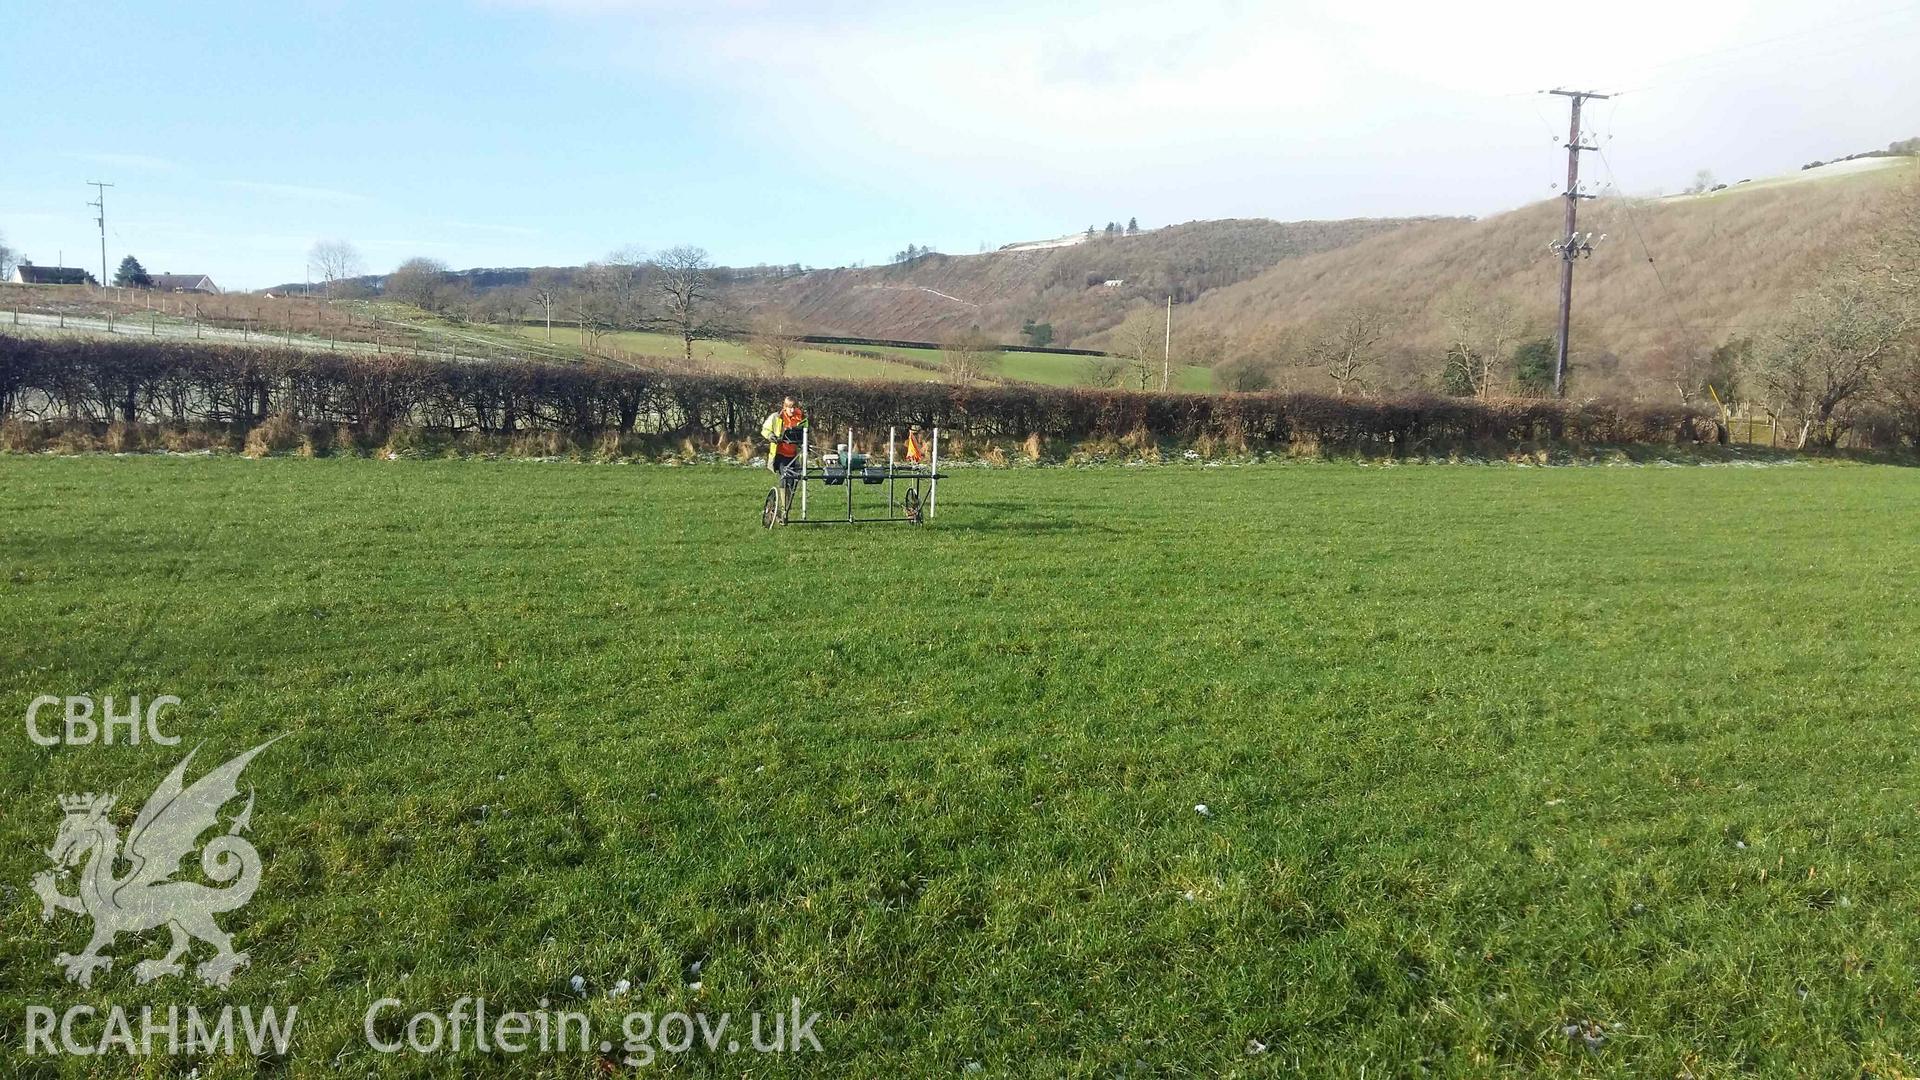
left=503, top=324, right=1216, bottom=390
left=794, top=339, right=1216, bottom=392
left=1662, top=155, right=1915, bottom=201
left=503, top=325, right=936, bottom=382
left=0, top=289, right=1217, bottom=392
left=6, top=458, right=1920, bottom=1074
left=1000, top=350, right=1214, bottom=391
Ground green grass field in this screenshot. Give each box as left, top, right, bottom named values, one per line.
left=497, top=324, right=1212, bottom=391
left=502, top=325, right=938, bottom=382
left=846, top=341, right=1215, bottom=392
left=5, top=457, right=1920, bottom=1075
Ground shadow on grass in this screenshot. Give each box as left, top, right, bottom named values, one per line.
left=1592, top=443, right=1920, bottom=467
left=956, top=518, right=1125, bottom=536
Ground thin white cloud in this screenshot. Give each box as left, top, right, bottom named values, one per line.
left=75, top=152, right=182, bottom=173
left=496, top=0, right=1920, bottom=223
left=442, top=220, right=543, bottom=237
left=225, top=180, right=369, bottom=205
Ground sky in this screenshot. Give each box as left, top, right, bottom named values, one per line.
left=3, top=0, right=1917, bottom=290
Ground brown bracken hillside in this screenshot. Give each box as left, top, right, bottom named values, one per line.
left=1168, top=158, right=1919, bottom=393
left=733, top=217, right=1447, bottom=345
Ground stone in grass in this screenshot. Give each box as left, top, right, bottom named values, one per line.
left=1194, top=804, right=1212, bottom=817
left=1561, top=1020, right=1607, bottom=1055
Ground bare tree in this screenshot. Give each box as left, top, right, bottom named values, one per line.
left=1216, top=326, right=1304, bottom=392
left=1312, top=308, right=1389, bottom=396
left=1881, top=350, right=1920, bottom=448
left=654, top=245, right=731, bottom=363
left=1439, top=290, right=1527, bottom=398
left=1757, top=179, right=1918, bottom=448
left=563, top=252, right=649, bottom=357
left=1759, top=277, right=1908, bottom=447
left=566, top=265, right=629, bottom=356
left=940, top=327, right=1002, bottom=384
left=1081, top=356, right=1132, bottom=388
left=476, top=286, right=531, bottom=326
left=1868, top=180, right=1920, bottom=443
left=528, top=269, right=564, bottom=343
left=309, top=240, right=364, bottom=297
left=1177, top=326, right=1228, bottom=369
left=747, top=311, right=801, bottom=378
left=1110, top=310, right=1166, bottom=391
left=386, top=257, right=453, bottom=311
left=0, top=230, right=15, bottom=281
left=1644, top=328, right=1717, bottom=404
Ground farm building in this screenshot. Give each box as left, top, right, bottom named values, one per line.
left=151, top=273, right=220, bottom=293
left=11, top=263, right=94, bottom=285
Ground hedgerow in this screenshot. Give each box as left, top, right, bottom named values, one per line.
left=0, top=334, right=1725, bottom=454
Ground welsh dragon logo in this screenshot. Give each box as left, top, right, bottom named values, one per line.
left=31, top=739, right=280, bottom=988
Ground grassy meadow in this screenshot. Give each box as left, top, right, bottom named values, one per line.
left=502, top=325, right=939, bottom=382
left=818, top=339, right=1215, bottom=392
left=498, top=324, right=1215, bottom=390
left=3, top=457, right=1920, bottom=1075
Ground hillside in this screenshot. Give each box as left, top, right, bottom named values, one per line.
left=1175, top=157, right=1920, bottom=396
left=725, top=217, right=1447, bottom=345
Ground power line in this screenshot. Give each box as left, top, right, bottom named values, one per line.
left=1625, top=4, right=1920, bottom=79
left=1594, top=146, right=1711, bottom=351
left=1613, top=19, right=1920, bottom=97
left=1483, top=5, right=1920, bottom=103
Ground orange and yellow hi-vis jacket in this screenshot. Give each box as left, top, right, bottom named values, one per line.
left=761, top=407, right=808, bottom=456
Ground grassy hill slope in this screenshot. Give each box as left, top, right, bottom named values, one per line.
left=735, top=217, right=1447, bottom=346
left=1180, top=158, right=1919, bottom=392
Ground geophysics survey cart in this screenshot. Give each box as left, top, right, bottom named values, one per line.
left=761, top=426, right=947, bottom=528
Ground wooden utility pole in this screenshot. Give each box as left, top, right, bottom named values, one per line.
left=1547, top=89, right=1607, bottom=398
left=86, top=181, right=114, bottom=286
left=535, top=289, right=555, bottom=342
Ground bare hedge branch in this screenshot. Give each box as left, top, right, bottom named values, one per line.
left=0, top=334, right=1730, bottom=451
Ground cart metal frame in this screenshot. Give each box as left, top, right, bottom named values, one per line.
left=764, top=425, right=946, bottom=526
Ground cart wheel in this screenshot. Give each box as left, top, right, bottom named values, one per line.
left=903, top=486, right=922, bottom=525
left=762, top=487, right=782, bottom=528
